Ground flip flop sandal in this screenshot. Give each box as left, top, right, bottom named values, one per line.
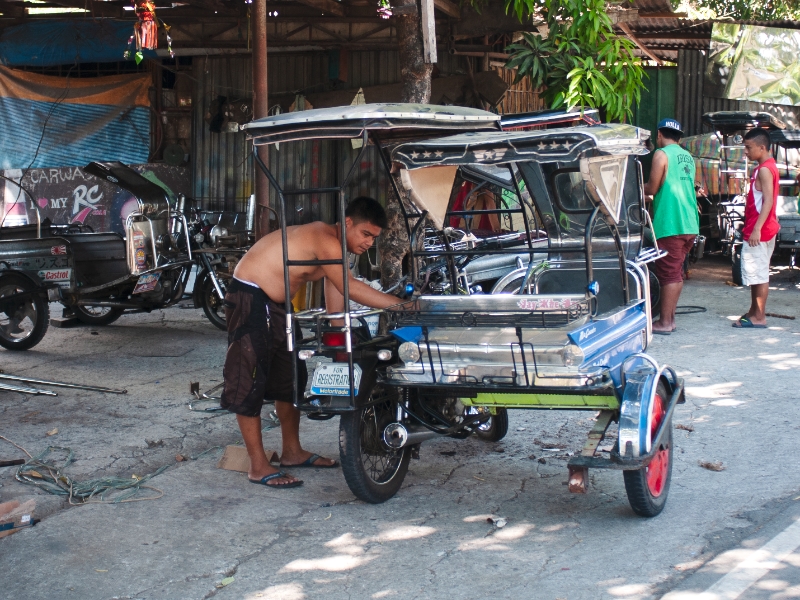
left=652, top=330, right=671, bottom=336
left=280, top=453, right=340, bottom=469
left=249, top=471, right=303, bottom=488
left=732, top=316, right=767, bottom=329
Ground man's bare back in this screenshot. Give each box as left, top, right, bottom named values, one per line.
left=234, top=219, right=399, bottom=309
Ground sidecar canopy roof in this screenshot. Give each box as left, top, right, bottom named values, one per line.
left=391, top=123, right=650, bottom=170
left=770, top=129, right=800, bottom=148
left=702, top=111, right=786, bottom=133
left=242, top=103, right=500, bottom=145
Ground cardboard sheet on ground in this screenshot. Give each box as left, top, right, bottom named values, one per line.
left=217, top=445, right=279, bottom=473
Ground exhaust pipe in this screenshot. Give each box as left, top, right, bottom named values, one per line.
left=383, top=423, right=440, bottom=449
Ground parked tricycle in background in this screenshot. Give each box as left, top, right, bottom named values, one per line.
left=243, top=104, right=683, bottom=517
left=691, top=111, right=799, bottom=283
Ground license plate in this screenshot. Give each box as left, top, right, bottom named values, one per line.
left=132, top=272, right=160, bottom=294
left=310, top=363, right=362, bottom=397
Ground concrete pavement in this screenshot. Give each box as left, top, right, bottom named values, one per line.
left=1, top=256, right=800, bottom=599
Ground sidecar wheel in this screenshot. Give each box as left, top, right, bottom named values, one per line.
left=0, top=274, right=49, bottom=351
left=474, top=408, right=509, bottom=442
left=200, top=276, right=227, bottom=331
left=339, top=380, right=410, bottom=504
left=623, top=380, right=673, bottom=517
left=74, top=305, right=123, bottom=326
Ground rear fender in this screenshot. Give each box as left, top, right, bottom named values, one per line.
left=618, top=355, right=681, bottom=458
left=0, top=267, right=45, bottom=289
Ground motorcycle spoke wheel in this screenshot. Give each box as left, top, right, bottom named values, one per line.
left=74, top=305, right=123, bottom=326
left=339, top=381, right=410, bottom=504
left=359, top=404, right=404, bottom=483
left=201, top=276, right=227, bottom=331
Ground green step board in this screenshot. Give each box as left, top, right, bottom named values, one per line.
left=462, top=392, right=620, bottom=410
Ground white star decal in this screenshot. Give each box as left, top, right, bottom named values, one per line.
left=563, top=140, right=572, bottom=150
left=435, top=150, right=443, bottom=157
left=422, top=151, right=431, bottom=158
left=550, top=141, right=560, bottom=149
left=410, top=151, right=419, bottom=159
left=538, top=142, right=547, bottom=151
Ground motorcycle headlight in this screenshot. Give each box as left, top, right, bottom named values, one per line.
left=561, top=344, right=584, bottom=367
left=398, top=342, right=420, bottom=364
left=194, top=233, right=204, bottom=244
left=210, top=225, right=228, bottom=245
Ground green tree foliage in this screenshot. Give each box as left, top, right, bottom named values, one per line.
left=502, top=0, right=646, bottom=121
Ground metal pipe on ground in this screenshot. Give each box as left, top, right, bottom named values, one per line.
left=0, top=374, right=126, bottom=395
left=0, top=382, right=56, bottom=396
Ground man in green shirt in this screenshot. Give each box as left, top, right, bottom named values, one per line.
left=643, top=118, right=700, bottom=335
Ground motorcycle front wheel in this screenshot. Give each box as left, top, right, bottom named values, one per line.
left=200, top=275, right=227, bottom=331
left=339, top=380, right=410, bottom=504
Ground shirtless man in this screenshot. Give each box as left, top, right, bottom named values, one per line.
left=221, top=197, right=400, bottom=489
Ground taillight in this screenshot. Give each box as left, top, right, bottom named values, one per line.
left=322, top=332, right=346, bottom=347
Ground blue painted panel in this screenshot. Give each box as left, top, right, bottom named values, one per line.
left=0, top=20, right=156, bottom=67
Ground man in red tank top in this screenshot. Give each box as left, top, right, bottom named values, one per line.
left=733, top=128, right=780, bottom=328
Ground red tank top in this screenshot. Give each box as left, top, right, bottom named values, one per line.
left=743, top=158, right=780, bottom=242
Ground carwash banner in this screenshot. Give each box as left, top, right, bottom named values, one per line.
left=0, top=66, right=150, bottom=169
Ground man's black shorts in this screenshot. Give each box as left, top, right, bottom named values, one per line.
left=220, top=279, right=307, bottom=417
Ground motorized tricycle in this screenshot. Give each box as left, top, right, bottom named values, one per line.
left=0, top=162, right=194, bottom=350
left=243, top=104, right=683, bottom=517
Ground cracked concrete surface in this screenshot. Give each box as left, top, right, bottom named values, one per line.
left=1, top=256, right=800, bottom=599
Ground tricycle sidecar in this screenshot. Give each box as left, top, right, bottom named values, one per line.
left=0, top=162, right=194, bottom=349
left=244, top=104, right=683, bottom=517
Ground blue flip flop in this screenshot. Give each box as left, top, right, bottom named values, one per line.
left=280, top=453, right=339, bottom=469
left=249, top=471, right=303, bottom=488
left=732, top=316, right=766, bottom=329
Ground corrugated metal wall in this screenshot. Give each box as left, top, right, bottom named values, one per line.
left=193, top=50, right=532, bottom=218
left=677, top=49, right=800, bottom=136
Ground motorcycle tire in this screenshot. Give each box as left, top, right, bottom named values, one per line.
left=731, top=246, right=744, bottom=286
left=200, top=275, right=227, bottom=331
left=474, top=408, right=509, bottom=442
left=74, top=305, right=123, bottom=326
left=0, top=273, right=49, bottom=351
left=339, top=377, right=411, bottom=504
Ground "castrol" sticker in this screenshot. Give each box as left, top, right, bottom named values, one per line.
left=38, top=268, right=72, bottom=288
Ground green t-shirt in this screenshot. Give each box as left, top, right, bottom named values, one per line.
left=652, top=143, right=699, bottom=239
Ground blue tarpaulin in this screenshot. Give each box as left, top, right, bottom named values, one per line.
left=0, top=19, right=156, bottom=67
left=0, top=66, right=151, bottom=168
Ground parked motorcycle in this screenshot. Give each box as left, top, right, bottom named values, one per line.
left=185, top=205, right=251, bottom=331
left=0, top=162, right=194, bottom=350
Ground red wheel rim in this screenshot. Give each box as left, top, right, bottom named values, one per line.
left=646, top=394, right=669, bottom=498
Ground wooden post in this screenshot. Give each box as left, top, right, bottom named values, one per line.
left=252, top=0, right=270, bottom=239
left=420, top=0, right=437, bottom=64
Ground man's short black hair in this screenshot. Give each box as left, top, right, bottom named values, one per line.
left=346, top=196, right=387, bottom=229
left=745, top=128, right=771, bottom=149
left=658, top=127, right=682, bottom=142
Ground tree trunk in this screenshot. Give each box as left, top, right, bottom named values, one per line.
left=380, top=0, right=432, bottom=290
left=395, top=0, right=433, bottom=103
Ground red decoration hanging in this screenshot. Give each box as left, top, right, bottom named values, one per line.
left=134, top=0, right=158, bottom=51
